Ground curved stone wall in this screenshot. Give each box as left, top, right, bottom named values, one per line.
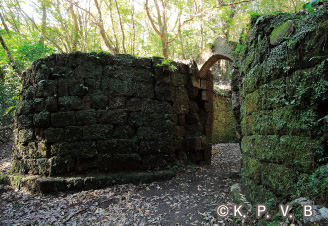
left=10, top=52, right=213, bottom=192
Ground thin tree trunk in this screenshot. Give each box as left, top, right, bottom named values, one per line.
left=40, top=0, right=47, bottom=44
left=0, top=12, right=11, bottom=36
left=145, top=0, right=169, bottom=58
left=0, top=34, right=21, bottom=78
left=114, top=0, right=127, bottom=53
left=69, top=2, right=79, bottom=51
left=6, top=7, right=20, bottom=34
left=95, top=0, right=118, bottom=53
left=200, top=21, right=204, bottom=50
left=0, top=126, right=12, bottom=131
left=178, top=18, right=186, bottom=59
left=0, top=70, right=4, bottom=84
left=108, top=0, right=120, bottom=52
left=15, top=0, right=64, bottom=52
left=154, top=0, right=168, bottom=58
left=131, top=0, right=135, bottom=55
left=290, top=0, right=297, bottom=12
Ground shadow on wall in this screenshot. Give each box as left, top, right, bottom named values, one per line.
left=213, top=91, right=238, bottom=144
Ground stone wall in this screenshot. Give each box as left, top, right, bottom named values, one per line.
left=10, top=52, right=213, bottom=192
left=233, top=11, right=328, bottom=205
left=212, top=92, right=238, bottom=144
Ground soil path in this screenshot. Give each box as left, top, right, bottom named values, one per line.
left=0, top=143, right=241, bottom=225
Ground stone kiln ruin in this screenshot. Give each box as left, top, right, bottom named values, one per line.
left=10, top=53, right=213, bottom=193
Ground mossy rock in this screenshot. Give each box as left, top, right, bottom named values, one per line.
left=270, top=20, right=294, bottom=45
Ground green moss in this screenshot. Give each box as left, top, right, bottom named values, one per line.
left=244, top=90, right=259, bottom=115
left=261, top=163, right=299, bottom=198
left=252, top=110, right=273, bottom=135
left=241, top=171, right=278, bottom=207
left=306, top=164, right=328, bottom=204
left=242, top=155, right=262, bottom=183
left=212, top=95, right=238, bottom=143
left=270, top=20, right=294, bottom=45
left=0, top=173, right=9, bottom=185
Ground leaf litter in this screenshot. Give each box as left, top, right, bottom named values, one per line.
left=0, top=143, right=242, bottom=225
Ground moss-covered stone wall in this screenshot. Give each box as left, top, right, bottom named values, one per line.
left=10, top=52, right=213, bottom=192
left=233, top=11, right=328, bottom=205
left=212, top=92, right=238, bottom=144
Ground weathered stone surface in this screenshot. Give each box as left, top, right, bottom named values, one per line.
left=49, top=156, right=75, bottom=176
left=33, top=112, right=51, bottom=127
left=76, top=110, right=97, bottom=125
left=83, top=124, right=113, bottom=140
left=235, top=11, right=328, bottom=207
left=109, top=96, right=126, bottom=109
left=51, top=141, right=97, bottom=159
left=97, top=110, right=127, bottom=125
left=11, top=52, right=212, bottom=193
left=58, top=96, right=82, bottom=111
left=155, top=85, right=175, bottom=101
left=75, top=62, right=102, bottom=78
left=98, top=139, right=138, bottom=154
left=44, top=128, right=64, bottom=143
left=17, top=100, right=34, bottom=115
left=51, top=112, right=76, bottom=127
left=36, top=80, right=57, bottom=97
left=45, top=97, right=58, bottom=112
left=68, top=78, right=86, bottom=96
left=140, top=139, right=176, bottom=155
left=129, top=112, right=165, bottom=127
left=213, top=94, right=238, bottom=143
left=113, top=126, right=135, bottom=138
left=270, top=20, right=294, bottom=46
left=65, top=126, right=83, bottom=142
left=18, top=129, right=34, bottom=143
left=90, top=95, right=109, bottom=109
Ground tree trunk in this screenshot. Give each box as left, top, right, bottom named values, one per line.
left=108, top=0, right=120, bottom=52
left=0, top=34, right=21, bottom=78
left=94, top=0, right=118, bottom=54
left=178, top=18, right=186, bottom=59
left=40, top=0, right=47, bottom=44
left=131, top=0, right=135, bottom=55
left=200, top=21, right=204, bottom=50
left=114, top=0, right=127, bottom=53
left=69, top=2, right=79, bottom=51
left=153, top=0, right=168, bottom=58
left=0, top=12, right=11, bottom=36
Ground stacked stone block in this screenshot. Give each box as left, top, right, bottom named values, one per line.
left=11, top=52, right=213, bottom=183
left=212, top=92, right=238, bottom=144
left=233, top=12, right=328, bottom=205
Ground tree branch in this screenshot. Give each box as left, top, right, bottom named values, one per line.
left=0, top=125, right=12, bottom=131
left=13, top=0, right=64, bottom=53
left=0, top=34, right=21, bottom=78
left=145, top=0, right=168, bottom=47
left=114, top=0, right=127, bottom=53
left=0, top=11, right=11, bottom=36
left=168, top=0, right=255, bottom=44
left=93, top=0, right=118, bottom=53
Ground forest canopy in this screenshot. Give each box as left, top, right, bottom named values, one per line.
left=0, top=0, right=309, bottom=125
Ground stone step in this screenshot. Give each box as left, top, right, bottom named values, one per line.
left=8, top=170, right=175, bottom=194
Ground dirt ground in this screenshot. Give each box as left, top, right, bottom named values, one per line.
left=0, top=142, right=243, bottom=226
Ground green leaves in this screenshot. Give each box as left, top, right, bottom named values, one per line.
left=156, top=58, right=177, bottom=71
left=302, top=0, right=320, bottom=12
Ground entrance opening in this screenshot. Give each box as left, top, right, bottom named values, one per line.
left=195, top=40, right=241, bottom=174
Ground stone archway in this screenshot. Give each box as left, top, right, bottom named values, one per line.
left=195, top=37, right=239, bottom=143
left=195, top=37, right=236, bottom=79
